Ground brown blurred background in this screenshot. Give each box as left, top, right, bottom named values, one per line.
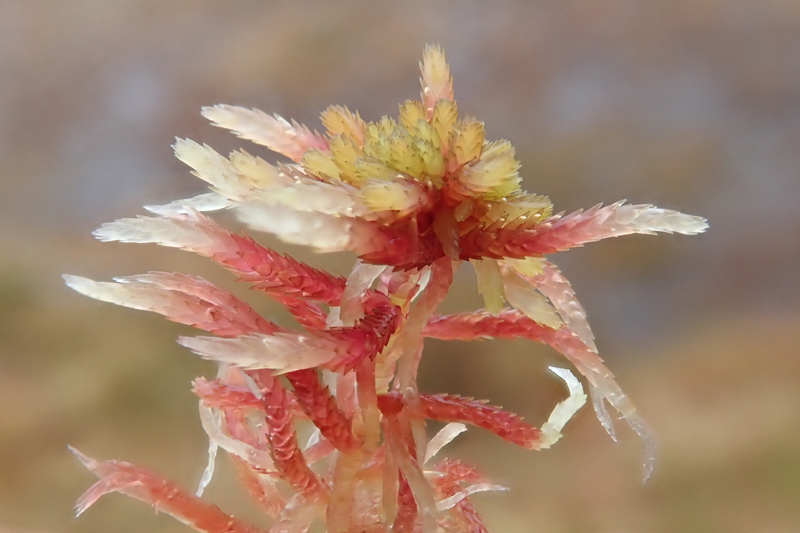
left=1, top=1, right=799, bottom=532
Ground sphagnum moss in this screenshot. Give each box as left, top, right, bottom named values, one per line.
left=65, top=45, right=707, bottom=533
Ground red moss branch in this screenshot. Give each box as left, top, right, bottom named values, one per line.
left=272, top=293, right=329, bottom=330
left=327, top=293, right=401, bottom=372
left=429, top=459, right=485, bottom=487
left=71, top=448, right=266, bottom=533
left=193, top=377, right=264, bottom=410
left=192, top=377, right=308, bottom=422
left=63, top=272, right=283, bottom=338
left=259, top=375, right=327, bottom=498
left=218, top=229, right=347, bottom=304
left=284, top=369, right=360, bottom=452
left=423, top=309, right=608, bottom=383
left=379, top=392, right=542, bottom=450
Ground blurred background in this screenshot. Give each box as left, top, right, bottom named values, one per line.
left=1, top=1, right=799, bottom=532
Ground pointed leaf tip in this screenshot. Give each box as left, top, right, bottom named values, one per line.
left=62, top=274, right=87, bottom=291
left=68, top=446, right=102, bottom=517
left=68, top=445, right=95, bottom=469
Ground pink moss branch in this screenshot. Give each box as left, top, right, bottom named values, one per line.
left=284, top=369, right=360, bottom=452
left=202, top=104, right=328, bottom=162
left=379, top=392, right=542, bottom=450
left=486, top=202, right=707, bottom=259
left=63, top=272, right=282, bottom=337
left=65, top=45, right=703, bottom=531
left=93, top=211, right=346, bottom=304
left=258, top=374, right=327, bottom=498
left=326, top=293, right=401, bottom=372
left=70, top=448, right=266, bottom=533
left=271, top=293, right=329, bottom=330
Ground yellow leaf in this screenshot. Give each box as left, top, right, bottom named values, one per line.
left=431, top=100, right=458, bottom=151
left=398, top=100, right=427, bottom=130
left=302, top=148, right=340, bottom=181
left=458, top=140, right=520, bottom=197
left=330, top=136, right=363, bottom=184
left=320, top=105, right=366, bottom=144
left=471, top=259, right=506, bottom=314
left=501, top=267, right=562, bottom=329
left=408, top=120, right=441, bottom=151
left=363, top=118, right=395, bottom=165
left=353, top=159, right=400, bottom=182
left=481, top=195, right=553, bottom=230
left=388, top=127, right=425, bottom=179
left=360, top=180, right=421, bottom=212
left=228, top=150, right=281, bottom=190
left=503, top=257, right=546, bottom=280
left=415, top=138, right=445, bottom=184
left=452, top=119, right=485, bottom=166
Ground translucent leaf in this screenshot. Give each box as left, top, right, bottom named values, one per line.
left=500, top=268, right=562, bottom=329
left=436, top=483, right=508, bottom=512
left=93, top=214, right=217, bottom=249
left=533, top=261, right=596, bottom=352
left=471, top=259, right=506, bottom=315
left=590, top=382, right=617, bottom=442
left=340, top=261, right=388, bottom=326
left=502, top=257, right=545, bottom=280
left=198, top=406, right=276, bottom=472
left=538, top=367, right=588, bottom=449
left=145, top=192, right=233, bottom=215
left=63, top=273, right=277, bottom=338
left=425, top=423, right=467, bottom=464
left=196, top=438, right=218, bottom=497
left=385, top=419, right=439, bottom=533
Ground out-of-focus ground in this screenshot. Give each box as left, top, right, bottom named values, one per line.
left=1, top=1, right=799, bottom=532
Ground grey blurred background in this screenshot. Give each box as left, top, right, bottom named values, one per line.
left=1, top=1, right=799, bottom=532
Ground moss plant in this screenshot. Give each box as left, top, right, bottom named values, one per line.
left=65, top=45, right=707, bottom=533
